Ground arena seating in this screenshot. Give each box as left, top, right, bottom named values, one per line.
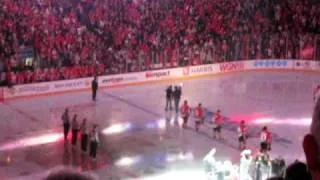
left=0, top=0, right=319, bottom=86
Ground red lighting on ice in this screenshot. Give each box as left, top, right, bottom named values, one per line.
left=229, top=113, right=265, bottom=123
left=252, top=117, right=311, bottom=126
left=230, top=113, right=311, bottom=126
left=0, top=133, right=63, bottom=151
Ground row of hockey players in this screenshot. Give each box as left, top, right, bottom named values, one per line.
left=179, top=100, right=273, bottom=153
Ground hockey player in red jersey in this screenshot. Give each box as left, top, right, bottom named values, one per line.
left=238, top=120, right=248, bottom=150
left=266, top=129, right=272, bottom=151
left=260, top=126, right=272, bottom=153
left=212, top=110, right=223, bottom=139
left=194, top=103, right=204, bottom=132
left=180, top=100, right=191, bottom=128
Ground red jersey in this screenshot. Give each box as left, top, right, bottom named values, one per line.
left=51, top=69, right=59, bottom=81
left=39, top=69, right=46, bottom=81
left=213, top=112, right=222, bottom=125
left=180, top=104, right=190, bottom=117
left=45, top=69, right=52, bottom=81
left=27, top=71, right=34, bottom=83
left=16, top=72, right=24, bottom=84
left=33, top=69, right=41, bottom=82
left=10, top=72, right=16, bottom=85
left=71, top=66, right=79, bottom=78
left=88, top=65, right=95, bottom=76
left=62, top=67, right=70, bottom=79
left=98, top=63, right=105, bottom=74
left=81, top=65, right=89, bottom=77
left=266, top=131, right=272, bottom=143
left=195, top=107, right=204, bottom=119
left=238, top=124, right=247, bottom=137
left=260, top=130, right=271, bottom=143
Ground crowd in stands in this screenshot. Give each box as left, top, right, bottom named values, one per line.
left=0, top=0, right=319, bottom=86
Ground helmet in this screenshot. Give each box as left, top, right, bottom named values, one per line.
left=241, top=149, right=252, bottom=156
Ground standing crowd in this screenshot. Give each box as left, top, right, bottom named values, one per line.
left=1, top=0, right=319, bottom=87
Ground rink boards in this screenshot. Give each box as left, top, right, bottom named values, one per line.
left=1, top=60, right=320, bottom=100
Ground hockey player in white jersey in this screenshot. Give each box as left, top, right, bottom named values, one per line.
left=240, top=149, right=253, bottom=180
left=203, top=148, right=217, bottom=180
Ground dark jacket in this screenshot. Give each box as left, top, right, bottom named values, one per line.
left=173, top=88, right=181, bottom=100
left=92, top=80, right=98, bottom=90
left=166, top=87, right=172, bottom=99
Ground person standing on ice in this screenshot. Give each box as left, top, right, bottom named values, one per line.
left=61, top=108, right=70, bottom=141
left=238, top=120, right=248, bottom=150
left=165, top=85, right=173, bottom=111
left=240, top=149, right=253, bottom=180
left=203, top=148, right=217, bottom=179
left=71, top=114, right=80, bottom=148
left=173, top=86, right=182, bottom=113
left=260, top=126, right=272, bottom=153
left=80, top=118, right=89, bottom=153
left=180, top=100, right=191, bottom=128
left=212, top=110, right=223, bottom=140
left=91, top=76, right=98, bottom=101
left=194, top=103, right=204, bottom=132
left=89, top=125, right=99, bottom=161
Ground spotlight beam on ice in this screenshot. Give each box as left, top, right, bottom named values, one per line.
left=0, top=133, right=63, bottom=151
left=102, top=122, right=132, bottom=135
left=115, top=156, right=141, bottom=166
left=253, top=117, right=311, bottom=126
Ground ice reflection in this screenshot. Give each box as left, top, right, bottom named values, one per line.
left=253, top=117, right=311, bottom=126
left=0, top=132, right=63, bottom=151
left=102, top=123, right=132, bottom=135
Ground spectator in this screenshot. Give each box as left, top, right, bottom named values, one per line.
left=43, top=167, right=97, bottom=180
left=0, top=0, right=319, bottom=87
left=285, top=161, right=311, bottom=180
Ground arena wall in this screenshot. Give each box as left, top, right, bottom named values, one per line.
left=2, top=60, right=320, bottom=100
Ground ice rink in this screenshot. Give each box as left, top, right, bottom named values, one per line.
left=0, top=70, right=318, bottom=179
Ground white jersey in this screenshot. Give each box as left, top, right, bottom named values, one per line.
left=240, top=155, right=253, bottom=180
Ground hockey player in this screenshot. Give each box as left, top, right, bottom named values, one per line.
left=212, top=110, right=223, bottom=139
left=266, top=129, right=272, bottom=152
left=194, top=103, right=204, bottom=132
left=260, top=126, right=272, bottom=153
left=240, top=149, right=253, bottom=180
left=180, top=100, right=191, bottom=128
left=255, top=151, right=271, bottom=180
left=238, top=120, right=248, bottom=150
left=203, top=148, right=217, bottom=179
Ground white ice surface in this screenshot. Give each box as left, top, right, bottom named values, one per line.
left=0, top=71, right=318, bottom=179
